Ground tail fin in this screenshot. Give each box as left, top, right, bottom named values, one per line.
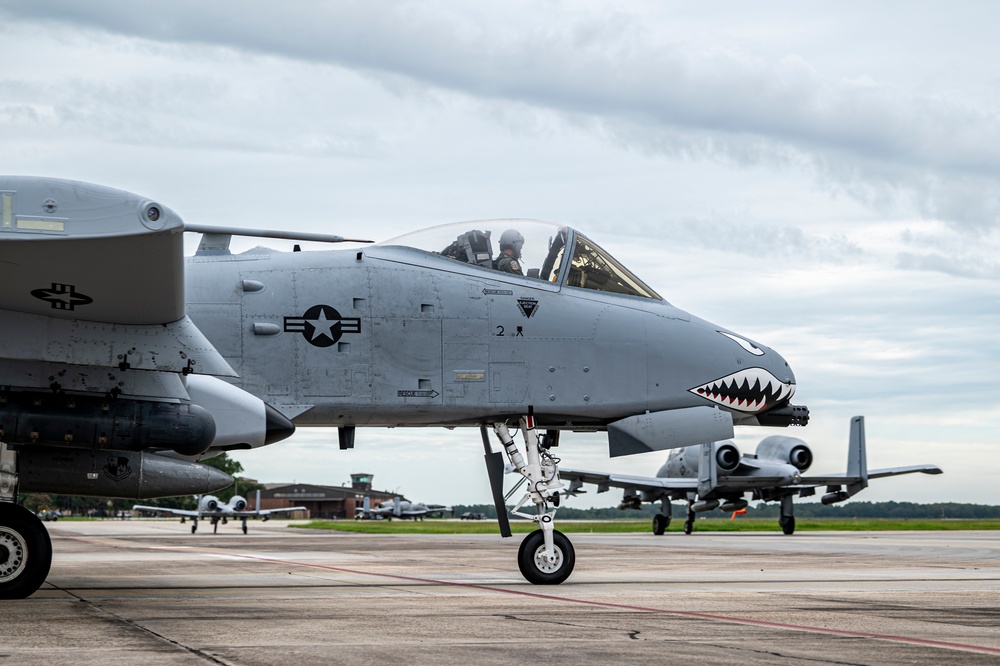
left=362, top=496, right=371, bottom=518
left=847, top=415, right=869, bottom=489
left=847, top=416, right=865, bottom=476
left=393, top=496, right=402, bottom=517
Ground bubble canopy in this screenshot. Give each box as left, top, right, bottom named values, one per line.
left=379, top=220, right=662, bottom=301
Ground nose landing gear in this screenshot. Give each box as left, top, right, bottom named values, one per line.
left=490, top=417, right=575, bottom=585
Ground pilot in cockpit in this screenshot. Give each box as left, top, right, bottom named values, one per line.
left=494, top=229, right=525, bottom=275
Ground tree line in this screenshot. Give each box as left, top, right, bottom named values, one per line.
left=452, top=501, right=1000, bottom=521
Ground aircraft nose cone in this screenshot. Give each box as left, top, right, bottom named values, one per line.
left=263, top=403, right=296, bottom=444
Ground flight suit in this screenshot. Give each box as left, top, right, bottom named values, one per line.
left=495, top=254, right=523, bottom=275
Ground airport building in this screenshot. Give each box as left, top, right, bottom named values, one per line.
left=251, top=473, right=403, bottom=519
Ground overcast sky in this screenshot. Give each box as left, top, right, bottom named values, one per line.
left=2, top=2, right=996, bottom=507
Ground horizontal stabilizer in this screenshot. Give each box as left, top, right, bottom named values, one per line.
left=868, top=465, right=943, bottom=479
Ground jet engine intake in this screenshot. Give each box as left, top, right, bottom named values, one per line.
left=755, top=436, right=813, bottom=472
left=715, top=443, right=741, bottom=472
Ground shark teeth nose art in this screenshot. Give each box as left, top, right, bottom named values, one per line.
left=689, top=368, right=795, bottom=413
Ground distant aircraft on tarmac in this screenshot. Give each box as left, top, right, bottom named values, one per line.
left=133, top=491, right=307, bottom=534
left=1, top=176, right=809, bottom=595
left=355, top=496, right=452, bottom=521
left=559, top=416, right=942, bottom=535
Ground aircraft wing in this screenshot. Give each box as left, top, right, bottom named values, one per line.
left=798, top=465, right=942, bottom=486
left=560, top=468, right=696, bottom=493
left=0, top=177, right=234, bottom=378
left=132, top=505, right=200, bottom=517
left=238, top=506, right=309, bottom=517
left=716, top=474, right=797, bottom=487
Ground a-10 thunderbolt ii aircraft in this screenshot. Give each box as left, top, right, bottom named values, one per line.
left=559, top=416, right=942, bottom=535
left=355, top=496, right=452, bottom=521
left=133, top=490, right=308, bottom=534
left=0, top=176, right=808, bottom=596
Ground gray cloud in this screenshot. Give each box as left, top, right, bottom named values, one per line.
left=5, top=2, right=1000, bottom=229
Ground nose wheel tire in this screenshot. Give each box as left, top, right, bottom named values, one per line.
left=0, top=503, right=52, bottom=599
left=652, top=514, right=670, bottom=535
left=517, top=529, right=575, bottom=585
left=780, top=516, right=796, bottom=535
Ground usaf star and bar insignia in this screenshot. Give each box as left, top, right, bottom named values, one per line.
left=284, top=304, right=361, bottom=348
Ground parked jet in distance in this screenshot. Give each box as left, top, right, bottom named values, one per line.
left=133, top=491, right=307, bottom=534
left=560, top=416, right=942, bottom=535
left=0, top=176, right=809, bottom=595
left=355, top=496, right=452, bottom=521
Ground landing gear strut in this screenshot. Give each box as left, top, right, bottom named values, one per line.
left=0, top=502, right=52, bottom=599
left=779, top=495, right=796, bottom=535
left=652, top=499, right=671, bottom=535
left=684, top=502, right=696, bottom=535
left=492, top=417, right=574, bottom=585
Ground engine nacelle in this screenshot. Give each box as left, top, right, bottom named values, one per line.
left=714, top=443, right=741, bottom=472
left=16, top=446, right=233, bottom=499
left=200, top=496, right=221, bottom=512
left=229, top=495, right=247, bottom=511
left=661, top=441, right=741, bottom=478
left=755, top=435, right=812, bottom=472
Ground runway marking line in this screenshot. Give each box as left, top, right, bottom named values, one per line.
left=63, top=535, right=1000, bottom=657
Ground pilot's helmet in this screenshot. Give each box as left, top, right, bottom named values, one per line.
left=499, top=229, right=525, bottom=259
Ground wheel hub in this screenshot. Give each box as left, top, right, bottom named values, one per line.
left=532, top=545, right=563, bottom=573
left=0, top=527, right=28, bottom=583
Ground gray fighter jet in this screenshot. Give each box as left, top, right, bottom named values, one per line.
left=133, top=491, right=308, bottom=534
left=355, top=496, right=452, bottom=521
left=560, top=416, right=942, bottom=535
left=0, top=177, right=808, bottom=595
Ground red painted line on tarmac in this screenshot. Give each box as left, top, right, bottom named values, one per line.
left=222, top=550, right=1000, bottom=657
left=64, top=535, right=1000, bottom=657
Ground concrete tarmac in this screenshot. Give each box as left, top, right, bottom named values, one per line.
left=2, top=520, right=999, bottom=665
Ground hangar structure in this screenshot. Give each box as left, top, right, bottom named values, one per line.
left=251, top=473, right=402, bottom=519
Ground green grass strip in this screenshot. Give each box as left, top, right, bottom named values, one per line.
left=291, top=518, right=1000, bottom=535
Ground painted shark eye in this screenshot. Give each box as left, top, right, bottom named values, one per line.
left=719, top=331, right=764, bottom=356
